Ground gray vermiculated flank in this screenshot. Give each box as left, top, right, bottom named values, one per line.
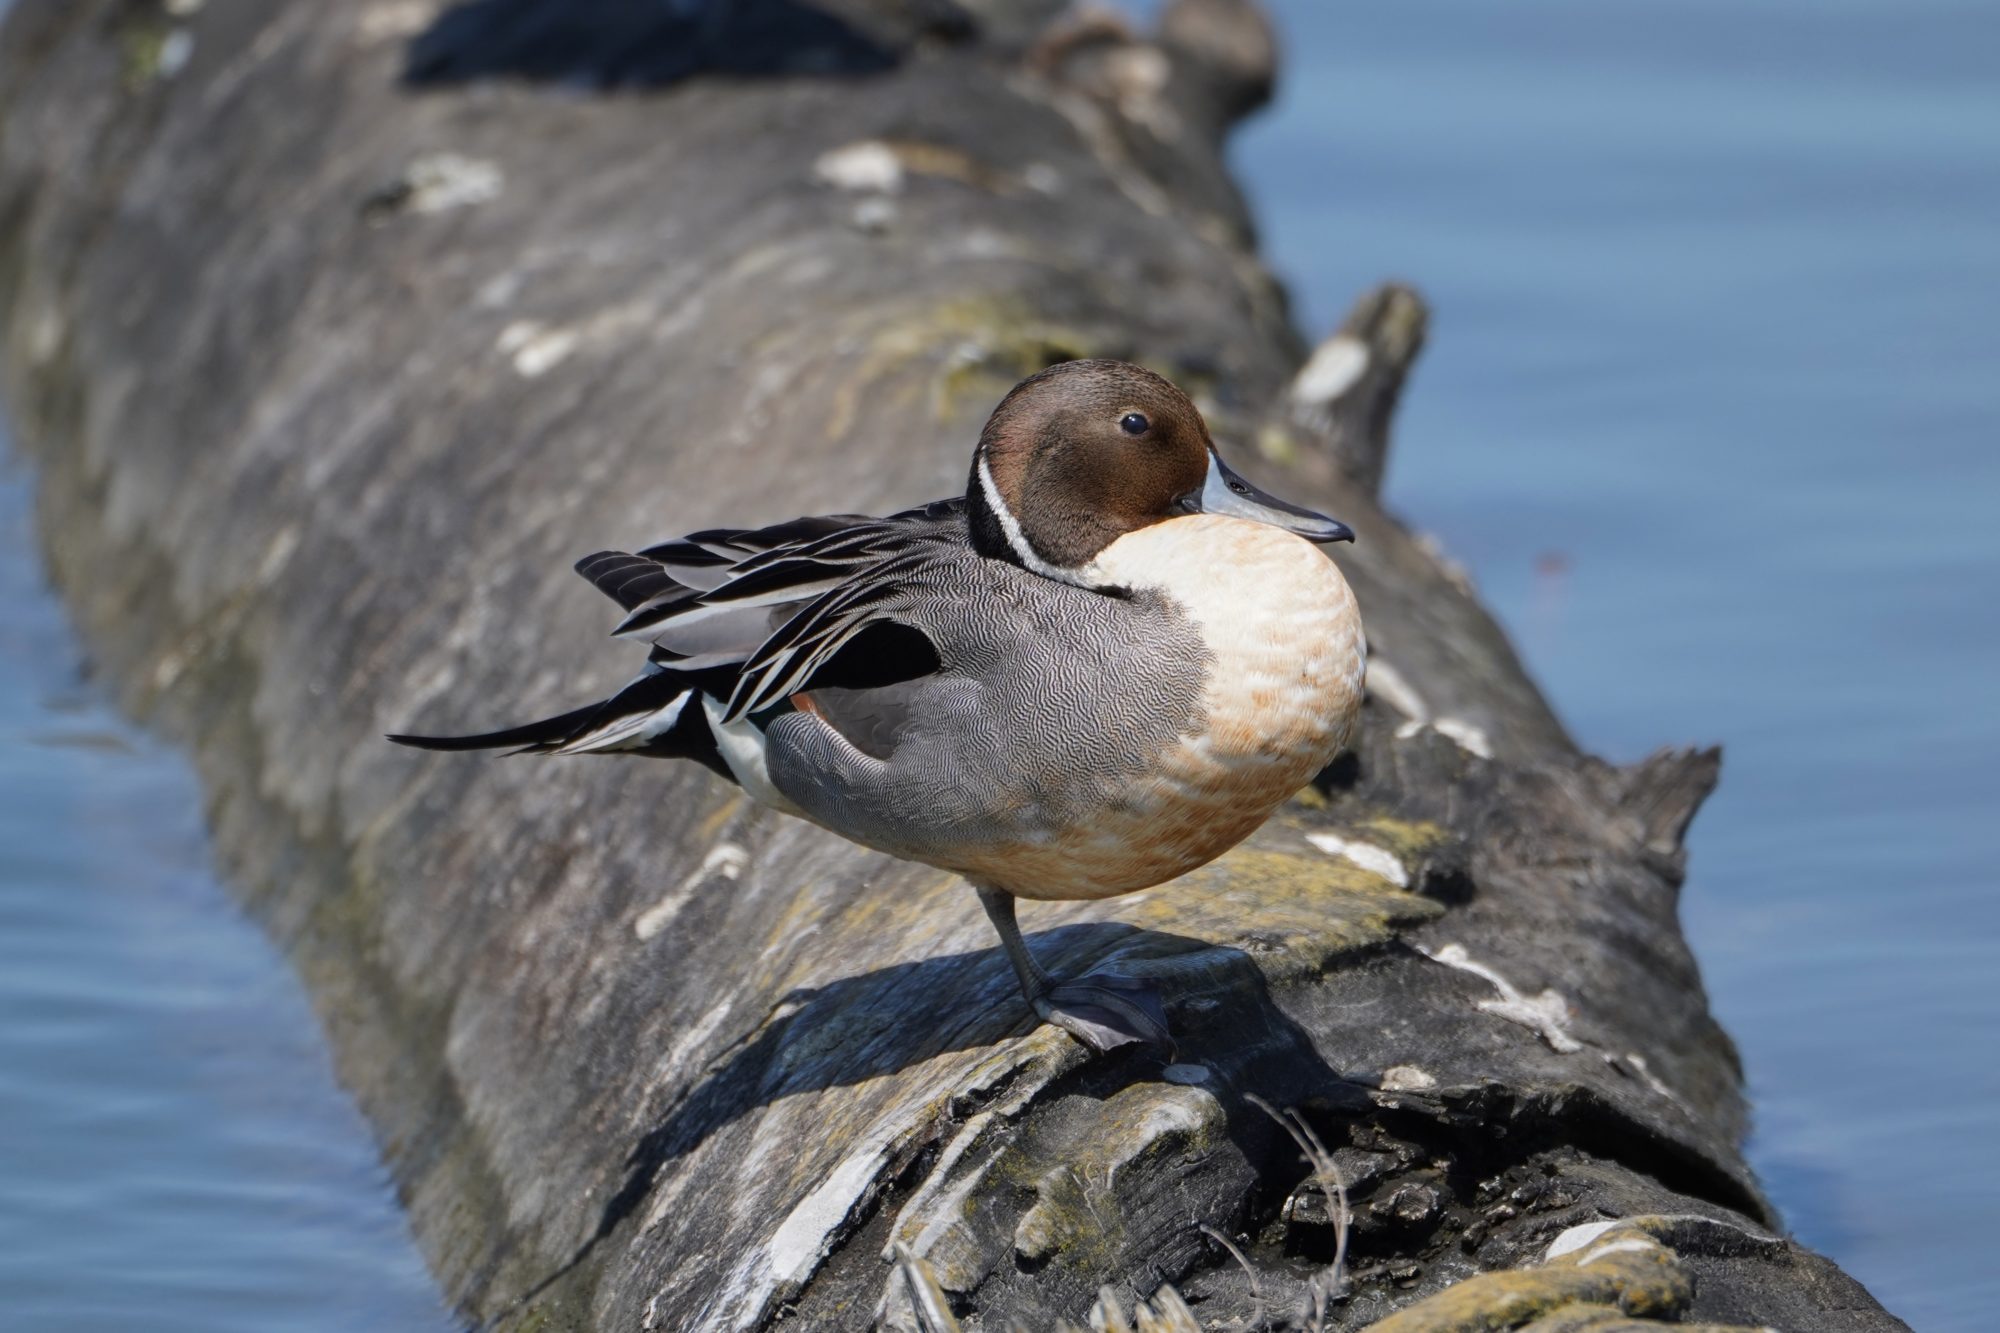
left=767, top=546, right=1212, bottom=873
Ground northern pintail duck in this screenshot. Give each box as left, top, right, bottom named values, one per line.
left=392, top=360, right=1365, bottom=1051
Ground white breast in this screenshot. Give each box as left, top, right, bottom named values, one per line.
left=1000, top=514, right=1366, bottom=900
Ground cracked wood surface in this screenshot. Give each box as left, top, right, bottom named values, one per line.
left=0, top=0, right=1902, bottom=1328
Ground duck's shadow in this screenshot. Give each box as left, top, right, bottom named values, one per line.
left=403, top=0, right=928, bottom=90
left=512, top=921, right=1362, bottom=1315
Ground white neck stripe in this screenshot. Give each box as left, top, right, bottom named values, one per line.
left=974, top=452, right=1109, bottom=588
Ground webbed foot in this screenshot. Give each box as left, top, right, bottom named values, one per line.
left=1036, top=972, right=1174, bottom=1055
left=975, top=884, right=1176, bottom=1056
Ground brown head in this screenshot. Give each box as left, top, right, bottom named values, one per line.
left=964, top=359, right=1352, bottom=581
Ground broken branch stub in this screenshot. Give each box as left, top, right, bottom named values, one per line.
left=1284, top=283, right=1431, bottom=500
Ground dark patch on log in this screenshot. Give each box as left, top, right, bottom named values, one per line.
left=404, top=0, right=922, bottom=91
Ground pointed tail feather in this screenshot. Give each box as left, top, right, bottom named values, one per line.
left=386, top=701, right=608, bottom=754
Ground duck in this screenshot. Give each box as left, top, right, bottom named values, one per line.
left=390, top=359, right=1366, bottom=1052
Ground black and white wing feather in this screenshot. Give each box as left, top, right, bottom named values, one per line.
left=389, top=499, right=965, bottom=774
left=722, top=545, right=951, bottom=720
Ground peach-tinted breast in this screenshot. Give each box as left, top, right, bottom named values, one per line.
left=956, top=514, right=1365, bottom=901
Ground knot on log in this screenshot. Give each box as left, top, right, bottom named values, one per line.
left=1027, top=0, right=1277, bottom=146
left=1158, top=0, right=1278, bottom=131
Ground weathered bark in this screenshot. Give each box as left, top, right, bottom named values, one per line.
left=0, top=1, right=1901, bottom=1329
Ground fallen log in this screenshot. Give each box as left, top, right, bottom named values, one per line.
left=0, top=0, right=1903, bottom=1328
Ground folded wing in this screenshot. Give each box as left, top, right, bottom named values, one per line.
left=389, top=499, right=965, bottom=776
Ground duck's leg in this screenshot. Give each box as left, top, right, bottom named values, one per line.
left=974, top=885, right=1172, bottom=1054
left=756, top=711, right=1174, bottom=1051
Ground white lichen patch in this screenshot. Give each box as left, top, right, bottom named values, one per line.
left=1370, top=646, right=1493, bottom=759
left=953, top=228, right=1012, bottom=260
left=1543, top=1220, right=1669, bottom=1269
left=1365, top=655, right=1428, bottom=721
left=1291, top=334, right=1370, bottom=405
left=1575, top=1235, right=1662, bottom=1267
left=151, top=654, right=183, bottom=692
left=1379, top=1064, right=1437, bottom=1092
left=814, top=140, right=904, bottom=194
left=1621, top=1051, right=1688, bottom=1110
left=1395, top=716, right=1494, bottom=760
left=1022, top=162, right=1062, bottom=194
left=850, top=196, right=897, bottom=233
left=709, top=1111, right=938, bottom=1328
left=1431, top=717, right=1493, bottom=758
left=476, top=269, right=523, bottom=309
left=399, top=152, right=504, bottom=215
left=496, top=320, right=578, bottom=378
left=25, top=304, right=63, bottom=366
left=356, top=1, right=436, bottom=43
left=495, top=300, right=656, bottom=378
left=1105, top=45, right=1177, bottom=137
left=156, top=29, right=195, bottom=78
left=768, top=1141, right=893, bottom=1286
left=1418, top=942, right=1583, bottom=1053
left=635, top=840, right=749, bottom=940
left=1304, top=832, right=1410, bottom=888
left=1545, top=1218, right=1624, bottom=1260
left=254, top=525, right=301, bottom=586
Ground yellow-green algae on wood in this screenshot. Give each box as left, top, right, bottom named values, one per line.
left=1096, top=837, right=1445, bottom=983
left=1010, top=1081, right=1225, bottom=1267
left=889, top=1215, right=1780, bottom=1333
left=1362, top=1216, right=1773, bottom=1333
left=821, top=287, right=1239, bottom=445
left=825, top=292, right=1106, bottom=440
left=1344, top=815, right=1456, bottom=870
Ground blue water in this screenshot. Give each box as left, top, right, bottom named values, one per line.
left=1235, top=3, right=1999, bottom=1328
left=0, top=448, right=454, bottom=1329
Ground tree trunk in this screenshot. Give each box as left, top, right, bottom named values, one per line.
left=0, top=1, right=1902, bottom=1328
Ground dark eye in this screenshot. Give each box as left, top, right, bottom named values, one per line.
left=1120, top=412, right=1150, bottom=436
